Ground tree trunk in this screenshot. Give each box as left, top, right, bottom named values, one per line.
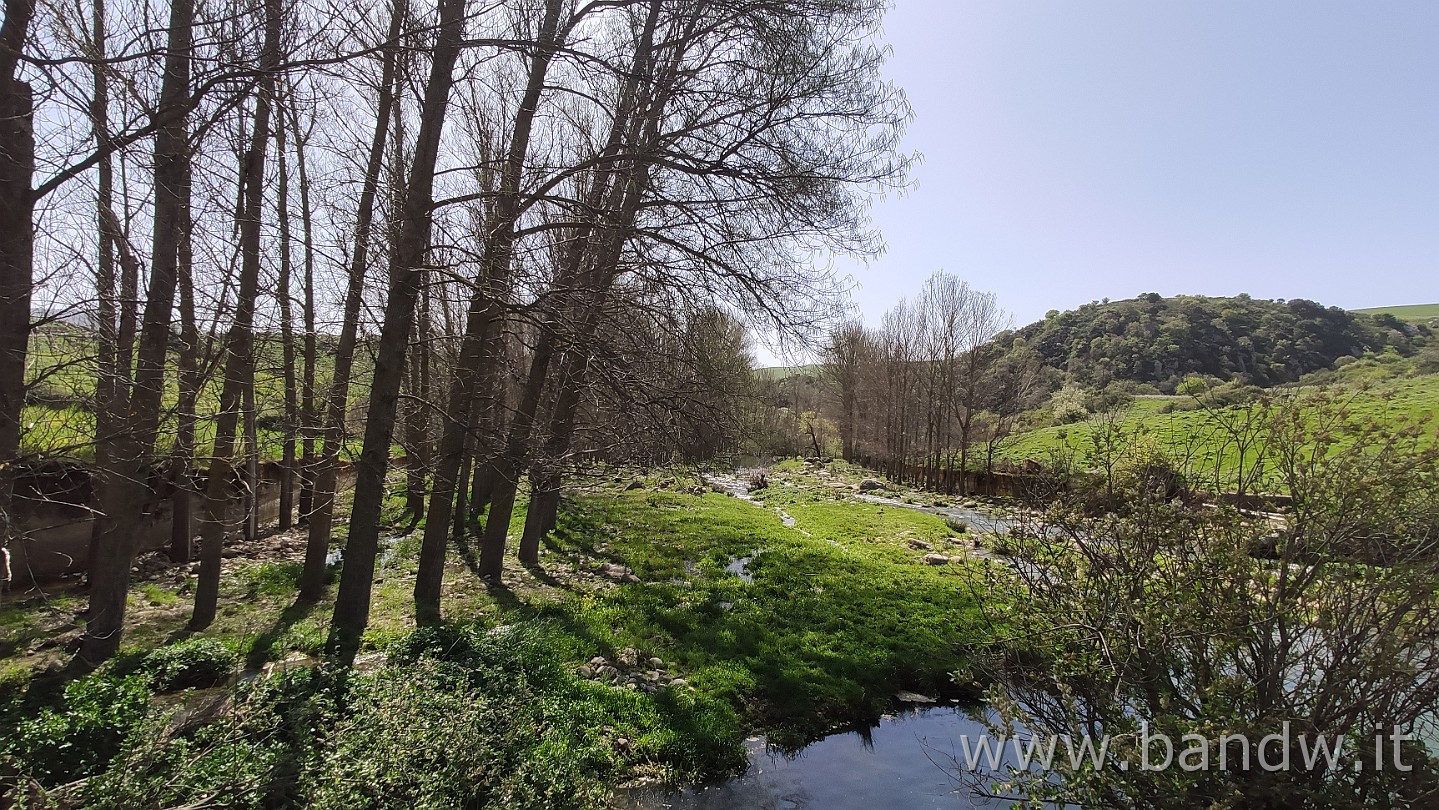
left=89, top=0, right=117, bottom=533
left=0, top=75, right=33, bottom=561
left=476, top=333, right=556, bottom=577
left=276, top=115, right=298, bottom=531
left=169, top=159, right=197, bottom=561
left=243, top=359, right=260, bottom=542
left=290, top=98, right=318, bottom=524
left=469, top=394, right=498, bottom=517
left=299, top=0, right=406, bottom=600
left=79, top=0, right=191, bottom=663
left=519, top=343, right=592, bottom=554
left=412, top=0, right=565, bottom=621
left=0, top=0, right=35, bottom=580
left=327, top=0, right=468, bottom=664
left=190, top=0, right=281, bottom=629
left=403, top=274, right=430, bottom=519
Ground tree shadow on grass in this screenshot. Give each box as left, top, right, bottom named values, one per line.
left=243, top=597, right=322, bottom=673
left=453, top=523, right=484, bottom=579
left=480, top=578, right=620, bottom=662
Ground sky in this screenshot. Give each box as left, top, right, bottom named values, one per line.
left=761, top=0, right=1439, bottom=365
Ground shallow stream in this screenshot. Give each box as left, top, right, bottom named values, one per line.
left=612, top=707, right=1016, bottom=810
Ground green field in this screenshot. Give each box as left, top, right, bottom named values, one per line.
left=22, top=326, right=370, bottom=461
left=753, top=364, right=820, bottom=381
left=1353, top=303, right=1439, bottom=324
left=999, top=375, right=1439, bottom=489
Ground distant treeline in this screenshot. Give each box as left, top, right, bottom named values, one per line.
left=1004, top=293, right=1432, bottom=391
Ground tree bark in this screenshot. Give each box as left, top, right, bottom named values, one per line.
left=327, top=0, right=468, bottom=662
left=168, top=157, right=197, bottom=561
left=402, top=274, right=430, bottom=519
left=519, top=343, right=591, bottom=554
left=276, top=114, right=298, bottom=531
left=298, top=0, right=406, bottom=600
left=0, top=0, right=35, bottom=581
left=289, top=97, right=318, bottom=524
left=0, top=77, right=33, bottom=561
left=79, top=0, right=192, bottom=663
left=190, top=0, right=282, bottom=629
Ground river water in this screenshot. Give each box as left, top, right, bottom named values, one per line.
left=612, top=707, right=1018, bottom=810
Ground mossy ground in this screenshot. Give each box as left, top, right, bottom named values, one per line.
left=0, top=461, right=1003, bottom=802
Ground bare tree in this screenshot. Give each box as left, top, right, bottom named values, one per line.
left=80, top=0, right=196, bottom=663
left=191, top=0, right=284, bottom=630
left=413, top=0, right=571, bottom=619
left=327, top=0, right=470, bottom=664
left=823, top=320, right=867, bottom=461
left=298, top=0, right=409, bottom=601
left=275, top=102, right=299, bottom=531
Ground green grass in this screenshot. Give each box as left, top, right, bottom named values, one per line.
left=753, top=364, right=821, bottom=381
left=1000, top=377, right=1439, bottom=487
left=137, top=584, right=180, bottom=608
left=0, top=471, right=1005, bottom=801
left=20, top=326, right=372, bottom=461
left=521, top=484, right=994, bottom=746
left=1353, top=303, right=1439, bottom=324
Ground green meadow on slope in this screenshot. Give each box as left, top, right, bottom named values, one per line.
left=1353, top=303, right=1439, bottom=324
left=997, top=373, right=1439, bottom=487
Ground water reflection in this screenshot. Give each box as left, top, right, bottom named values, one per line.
left=613, top=707, right=1015, bottom=810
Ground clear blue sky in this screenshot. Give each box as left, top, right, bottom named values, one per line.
left=775, top=0, right=1438, bottom=364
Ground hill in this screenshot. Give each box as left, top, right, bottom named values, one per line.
left=1006, top=293, right=1431, bottom=392
left=997, top=374, right=1439, bottom=484
left=1353, top=303, right=1439, bottom=326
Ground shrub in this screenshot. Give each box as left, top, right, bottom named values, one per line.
left=1049, top=385, right=1087, bottom=424
left=1417, top=345, right=1439, bottom=375
left=72, top=668, right=332, bottom=810
left=987, top=532, right=1015, bottom=556
left=1, top=674, right=153, bottom=785
left=303, top=658, right=607, bottom=810
left=1083, top=381, right=1134, bottom=414
left=141, top=637, right=237, bottom=691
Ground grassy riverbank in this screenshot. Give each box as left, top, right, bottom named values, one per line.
left=0, top=463, right=1002, bottom=806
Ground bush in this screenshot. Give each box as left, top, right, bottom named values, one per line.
left=11, top=621, right=744, bottom=808
left=141, top=637, right=237, bottom=691
left=72, top=668, right=332, bottom=810
left=1083, top=382, right=1134, bottom=414
left=1, top=674, right=153, bottom=785
left=304, top=658, right=608, bottom=810
left=987, top=532, right=1015, bottom=556
left=1418, top=346, right=1439, bottom=376
left=1049, top=384, right=1087, bottom=424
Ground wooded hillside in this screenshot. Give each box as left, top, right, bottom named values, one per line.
left=1006, top=293, right=1431, bottom=391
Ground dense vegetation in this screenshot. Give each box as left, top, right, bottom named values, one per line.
left=972, top=392, right=1439, bottom=807
left=1, top=464, right=994, bottom=805
left=1008, top=293, right=1431, bottom=390
left=2, top=0, right=1434, bottom=798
